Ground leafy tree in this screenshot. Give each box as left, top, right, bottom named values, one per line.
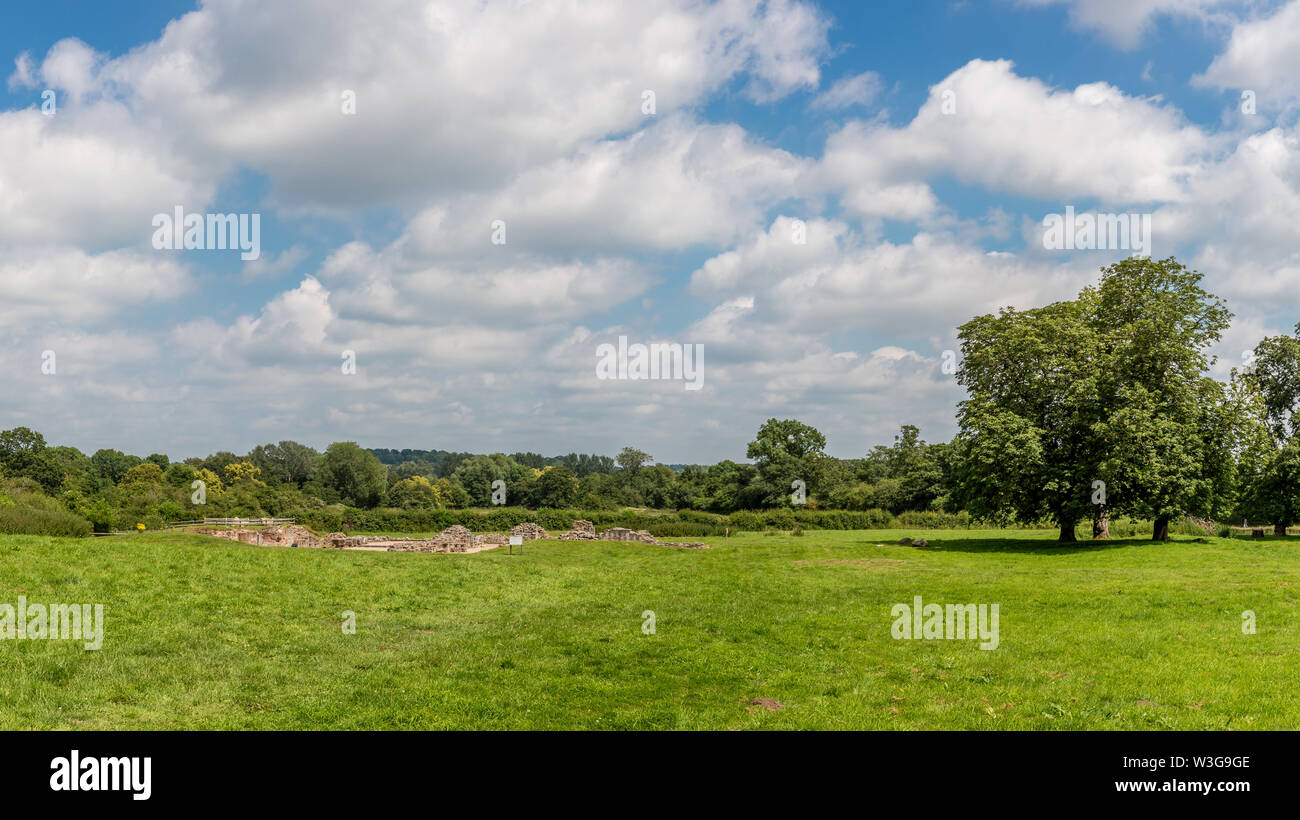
left=164, top=462, right=198, bottom=487
left=510, top=452, right=549, bottom=470
left=434, top=477, right=470, bottom=508
left=120, top=462, right=165, bottom=487
left=249, top=441, right=320, bottom=487
left=615, top=447, right=652, bottom=475
left=1246, top=326, right=1300, bottom=441
left=451, top=454, right=531, bottom=506
left=320, top=442, right=388, bottom=508
left=224, top=461, right=265, bottom=487
left=387, top=459, right=436, bottom=486
left=91, top=449, right=142, bottom=484
left=526, top=466, right=580, bottom=508
left=956, top=258, right=1235, bottom=542
left=389, top=475, right=441, bottom=509
left=860, top=426, right=947, bottom=513
left=1086, top=257, right=1233, bottom=540
left=1239, top=324, right=1300, bottom=534
left=557, top=452, right=618, bottom=477
left=201, top=451, right=241, bottom=476
left=954, top=299, right=1103, bottom=541
left=192, top=468, right=224, bottom=496
left=746, top=418, right=828, bottom=507
left=0, top=427, right=63, bottom=493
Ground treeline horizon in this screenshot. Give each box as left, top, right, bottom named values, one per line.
left=2, top=258, right=1297, bottom=541
left=0, top=418, right=959, bottom=530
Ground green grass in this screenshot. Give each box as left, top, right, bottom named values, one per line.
left=1, top=528, right=1297, bottom=729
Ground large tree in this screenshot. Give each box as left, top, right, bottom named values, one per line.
left=954, top=299, right=1103, bottom=541
left=615, top=447, right=652, bottom=475
left=1238, top=324, right=1300, bottom=534
left=746, top=418, right=828, bottom=507
left=1085, top=257, right=1233, bottom=540
left=320, top=442, right=388, bottom=508
left=955, top=257, right=1235, bottom=542
left=90, top=448, right=142, bottom=485
left=249, top=441, right=321, bottom=487
left=526, top=466, right=580, bottom=508
left=0, top=427, right=63, bottom=493
left=451, top=454, right=532, bottom=506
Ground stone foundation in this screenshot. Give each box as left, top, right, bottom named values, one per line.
left=199, top=520, right=706, bottom=552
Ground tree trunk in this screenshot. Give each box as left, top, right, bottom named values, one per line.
left=1092, top=506, right=1110, bottom=540
left=1276, top=522, right=1288, bottom=537
left=1152, top=514, right=1170, bottom=542
left=1059, top=520, right=1077, bottom=543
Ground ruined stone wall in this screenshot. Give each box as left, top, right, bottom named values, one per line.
left=200, top=520, right=706, bottom=552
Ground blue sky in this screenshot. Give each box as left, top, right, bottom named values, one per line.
left=1, top=0, right=1297, bottom=463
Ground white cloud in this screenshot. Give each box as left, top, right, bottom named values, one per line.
left=813, top=59, right=1210, bottom=213
left=0, top=104, right=210, bottom=248
left=395, top=114, right=809, bottom=256
left=0, top=247, right=189, bottom=323
left=1015, top=0, right=1237, bottom=49
left=809, top=70, right=883, bottom=110
left=83, top=0, right=831, bottom=210
left=4, top=0, right=1298, bottom=464
left=692, top=216, right=1096, bottom=338
left=1195, top=1, right=1300, bottom=109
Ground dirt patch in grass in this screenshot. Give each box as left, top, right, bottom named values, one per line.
left=792, top=558, right=907, bottom=570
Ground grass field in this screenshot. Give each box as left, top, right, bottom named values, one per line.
left=2, top=528, right=1298, bottom=729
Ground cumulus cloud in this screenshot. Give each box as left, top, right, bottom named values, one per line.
left=813, top=59, right=1211, bottom=215
left=394, top=114, right=809, bottom=256
left=1195, top=0, right=1300, bottom=110
left=0, top=247, right=189, bottom=323
left=1150, top=128, right=1300, bottom=314
left=692, top=216, right=1097, bottom=339
left=0, top=104, right=209, bottom=248
left=77, top=0, right=832, bottom=210
left=4, top=0, right=1299, bottom=463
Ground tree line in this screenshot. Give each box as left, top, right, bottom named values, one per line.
left=0, top=257, right=1294, bottom=538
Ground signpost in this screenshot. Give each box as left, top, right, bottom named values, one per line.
left=509, top=535, right=523, bottom=554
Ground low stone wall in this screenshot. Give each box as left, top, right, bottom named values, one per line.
left=200, top=525, right=330, bottom=549
left=199, top=521, right=706, bottom=552
left=557, top=520, right=705, bottom=548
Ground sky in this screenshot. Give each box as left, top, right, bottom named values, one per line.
left=1, top=0, right=1298, bottom=464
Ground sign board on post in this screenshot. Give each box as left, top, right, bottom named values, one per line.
left=509, top=535, right=523, bottom=554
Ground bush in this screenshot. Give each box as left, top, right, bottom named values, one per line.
left=293, top=505, right=1002, bottom=536
left=0, top=505, right=92, bottom=537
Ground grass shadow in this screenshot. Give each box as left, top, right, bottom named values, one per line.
left=908, top=535, right=1208, bottom=556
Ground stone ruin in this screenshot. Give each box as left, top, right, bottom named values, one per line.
left=199, top=518, right=706, bottom=552
left=202, top=525, right=329, bottom=548
left=558, top=519, right=598, bottom=540
left=510, top=522, right=548, bottom=541
left=434, top=524, right=474, bottom=550
left=599, top=527, right=658, bottom=544
left=201, top=523, right=497, bottom=554
left=556, top=520, right=705, bottom=548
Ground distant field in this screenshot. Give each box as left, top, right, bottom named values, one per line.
left=1, top=528, right=1297, bottom=729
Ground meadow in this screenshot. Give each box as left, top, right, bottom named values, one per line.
left=1, top=528, right=1297, bottom=729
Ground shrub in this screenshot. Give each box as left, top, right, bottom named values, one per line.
left=0, top=505, right=92, bottom=537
